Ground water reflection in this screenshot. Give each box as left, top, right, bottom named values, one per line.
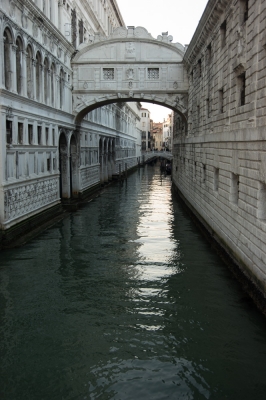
left=1, top=164, right=266, bottom=400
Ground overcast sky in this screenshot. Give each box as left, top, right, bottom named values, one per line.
left=116, top=0, right=209, bottom=122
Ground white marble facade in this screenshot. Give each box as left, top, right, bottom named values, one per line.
left=0, top=0, right=142, bottom=230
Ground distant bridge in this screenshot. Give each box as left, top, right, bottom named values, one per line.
left=141, top=151, right=173, bottom=164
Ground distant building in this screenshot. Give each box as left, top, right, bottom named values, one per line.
left=151, top=122, right=163, bottom=151
left=140, top=108, right=151, bottom=151
left=163, top=113, right=173, bottom=150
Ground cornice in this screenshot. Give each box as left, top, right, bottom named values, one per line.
left=75, top=0, right=105, bottom=36
left=184, top=0, right=231, bottom=67
left=1, top=11, right=72, bottom=71
left=109, top=0, right=125, bottom=27
left=20, top=0, right=74, bottom=54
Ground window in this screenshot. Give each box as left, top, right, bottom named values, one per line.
left=198, top=59, right=202, bottom=77
left=142, top=113, right=146, bottom=117
left=44, top=58, right=49, bottom=104
left=26, top=45, right=33, bottom=99
left=28, top=124, right=33, bottom=144
left=59, top=68, right=64, bottom=109
left=214, top=168, right=219, bottom=191
left=18, top=122, right=23, bottom=144
left=38, top=126, right=42, bottom=144
left=202, top=164, right=206, bottom=184
left=6, top=120, right=12, bottom=144
left=46, top=127, right=49, bottom=145
left=4, top=28, right=12, bottom=91
left=219, top=89, right=224, bottom=113
left=148, top=68, right=159, bottom=79
left=220, top=20, right=226, bottom=48
left=207, top=43, right=212, bottom=64
left=206, top=98, right=211, bottom=118
left=238, top=72, right=246, bottom=106
left=103, top=68, right=114, bottom=80
left=16, top=38, right=23, bottom=95
left=231, top=173, right=239, bottom=204
left=36, top=52, right=42, bottom=102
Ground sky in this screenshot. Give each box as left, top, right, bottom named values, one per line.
left=116, top=0, right=209, bottom=122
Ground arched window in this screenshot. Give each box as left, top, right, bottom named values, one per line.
left=59, top=68, right=64, bottom=109
left=16, top=37, right=23, bottom=95
left=3, top=28, right=12, bottom=90
left=43, top=57, right=49, bottom=104
left=36, top=51, right=42, bottom=101
left=50, top=63, right=55, bottom=107
left=26, top=44, right=33, bottom=98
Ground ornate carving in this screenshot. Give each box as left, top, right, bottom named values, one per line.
left=21, top=10, right=28, bottom=29
left=49, top=38, right=54, bottom=52
left=4, top=179, right=58, bottom=222
left=237, top=27, right=246, bottom=57
left=111, top=27, right=127, bottom=38
left=128, top=81, right=133, bottom=89
left=173, top=95, right=188, bottom=111
left=173, top=81, right=178, bottom=89
left=125, top=42, right=136, bottom=58
left=33, top=23, right=38, bottom=37
left=81, top=166, right=99, bottom=189
left=57, top=47, right=62, bottom=58
left=126, top=68, right=134, bottom=80
left=9, top=0, right=15, bottom=19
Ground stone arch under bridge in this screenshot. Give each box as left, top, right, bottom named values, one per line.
left=72, top=26, right=189, bottom=124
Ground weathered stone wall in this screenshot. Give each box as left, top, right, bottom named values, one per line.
left=172, top=0, right=266, bottom=294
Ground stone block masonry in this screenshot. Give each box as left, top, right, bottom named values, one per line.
left=173, top=0, right=266, bottom=297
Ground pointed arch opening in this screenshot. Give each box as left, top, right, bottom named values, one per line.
left=15, top=37, right=23, bottom=95
left=26, top=44, right=33, bottom=98
left=36, top=51, right=42, bottom=102
left=3, top=28, right=13, bottom=90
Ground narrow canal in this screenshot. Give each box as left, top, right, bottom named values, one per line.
left=1, top=164, right=266, bottom=399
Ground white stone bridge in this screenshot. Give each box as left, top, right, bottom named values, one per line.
left=141, top=151, right=173, bottom=164
left=72, top=26, right=188, bottom=125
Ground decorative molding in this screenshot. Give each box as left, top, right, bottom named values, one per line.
left=4, top=178, right=58, bottom=223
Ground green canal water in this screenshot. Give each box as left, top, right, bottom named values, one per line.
left=1, top=164, right=266, bottom=399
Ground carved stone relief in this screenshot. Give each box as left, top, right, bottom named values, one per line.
left=21, top=10, right=28, bottom=29
left=4, top=178, right=58, bottom=222
left=33, top=23, right=38, bottom=37
left=126, top=68, right=134, bottom=79
left=125, top=42, right=136, bottom=58
left=9, top=0, right=15, bottom=19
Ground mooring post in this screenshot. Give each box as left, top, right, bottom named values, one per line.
left=125, top=163, right=128, bottom=180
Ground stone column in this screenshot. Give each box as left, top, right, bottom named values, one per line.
left=40, top=64, right=44, bottom=103
left=21, top=51, right=27, bottom=97
left=11, top=44, right=18, bottom=93
left=32, top=59, right=37, bottom=100
left=55, top=73, right=60, bottom=109
left=47, top=69, right=51, bottom=106
left=0, top=36, right=4, bottom=89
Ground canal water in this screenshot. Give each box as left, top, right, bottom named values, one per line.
left=1, top=164, right=266, bottom=400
